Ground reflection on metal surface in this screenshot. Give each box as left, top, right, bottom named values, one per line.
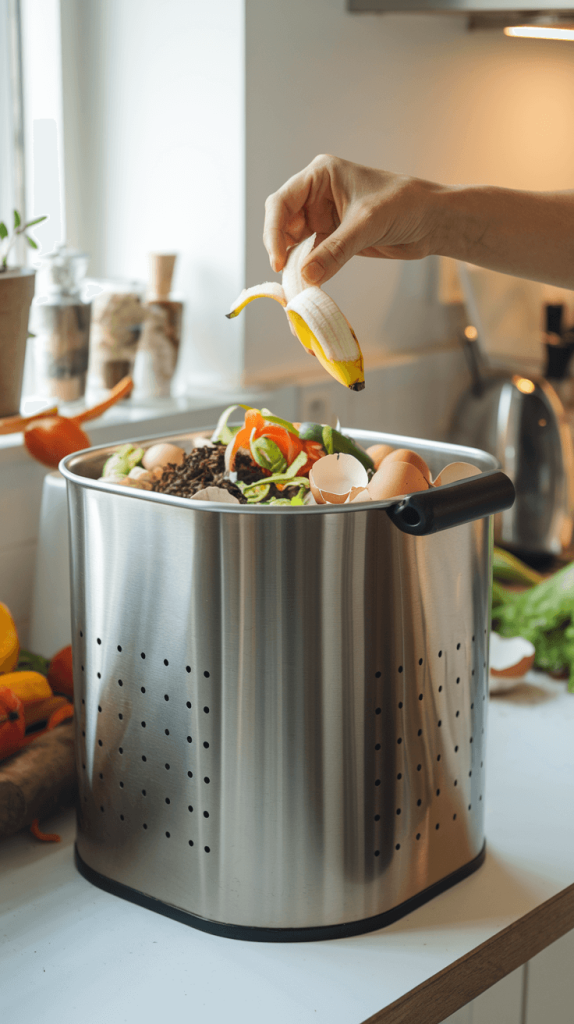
left=513, top=376, right=536, bottom=395
left=451, top=375, right=574, bottom=555
left=63, top=428, right=494, bottom=933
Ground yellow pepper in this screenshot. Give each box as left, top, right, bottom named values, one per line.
left=0, top=670, right=52, bottom=704
left=0, top=603, right=19, bottom=674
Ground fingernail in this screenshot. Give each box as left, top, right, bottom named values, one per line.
left=303, top=261, right=323, bottom=284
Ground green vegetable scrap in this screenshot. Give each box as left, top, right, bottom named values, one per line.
left=250, top=435, right=287, bottom=475
left=298, top=421, right=374, bottom=472
left=210, top=405, right=242, bottom=445
left=17, top=649, right=50, bottom=675
left=102, top=444, right=144, bottom=478
left=492, top=561, right=574, bottom=691
left=492, top=546, right=543, bottom=586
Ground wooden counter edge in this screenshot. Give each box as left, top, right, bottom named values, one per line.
left=361, top=882, right=574, bottom=1024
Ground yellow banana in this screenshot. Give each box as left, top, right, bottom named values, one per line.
left=227, top=235, right=365, bottom=391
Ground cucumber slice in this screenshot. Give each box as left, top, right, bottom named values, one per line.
left=297, top=422, right=325, bottom=444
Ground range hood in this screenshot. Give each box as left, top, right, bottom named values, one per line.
left=348, top=0, right=574, bottom=36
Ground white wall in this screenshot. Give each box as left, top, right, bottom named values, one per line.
left=243, top=0, right=574, bottom=381
left=60, top=0, right=246, bottom=389
left=55, top=0, right=574, bottom=395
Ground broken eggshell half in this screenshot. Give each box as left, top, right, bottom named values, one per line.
left=142, top=443, right=186, bottom=472
left=433, top=461, right=480, bottom=487
left=309, top=453, right=369, bottom=505
left=191, top=486, right=241, bottom=504
left=368, top=459, right=429, bottom=502
left=365, top=443, right=395, bottom=471
left=489, top=632, right=536, bottom=693
left=382, top=447, right=432, bottom=484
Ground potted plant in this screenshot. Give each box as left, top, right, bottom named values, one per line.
left=0, top=210, right=47, bottom=417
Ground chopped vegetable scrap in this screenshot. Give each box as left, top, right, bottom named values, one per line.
left=492, top=552, right=574, bottom=692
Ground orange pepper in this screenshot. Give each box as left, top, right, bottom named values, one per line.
left=47, top=645, right=74, bottom=700
left=22, top=376, right=133, bottom=469
left=0, top=689, right=25, bottom=761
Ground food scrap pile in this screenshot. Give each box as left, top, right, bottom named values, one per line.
left=97, top=405, right=481, bottom=507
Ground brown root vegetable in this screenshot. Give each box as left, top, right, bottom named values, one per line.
left=0, top=721, right=75, bottom=838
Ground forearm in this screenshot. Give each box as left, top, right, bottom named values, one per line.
left=434, top=185, right=574, bottom=289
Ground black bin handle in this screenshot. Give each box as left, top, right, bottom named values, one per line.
left=386, top=470, right=515, bottom=536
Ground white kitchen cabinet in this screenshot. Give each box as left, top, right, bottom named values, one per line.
left=524, top=927, right=574, bottom=1024
left=442, top=967, right=524, bottom=1024
left=442, top=1004, right=473, bottom=1024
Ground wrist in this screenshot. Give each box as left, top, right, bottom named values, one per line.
left=426, top=183, right=466, bottom=260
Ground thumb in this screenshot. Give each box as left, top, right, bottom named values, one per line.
left=300, top=221, right=368, bottom=286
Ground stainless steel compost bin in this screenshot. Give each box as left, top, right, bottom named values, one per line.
left=61, top=428, right=514, bottom=941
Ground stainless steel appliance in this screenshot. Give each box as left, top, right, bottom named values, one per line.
left=61, top=429, right=513, bottom=941
left=450, top=368, right=574, bottom=556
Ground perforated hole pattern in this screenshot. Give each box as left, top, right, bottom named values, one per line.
left=78, top=636, right=212, bottom=854
left=371, top=634, right=486, bottom=861
left=77, top=627, right=486, bottom=868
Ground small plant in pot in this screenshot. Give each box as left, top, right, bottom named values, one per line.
left=0, top=210, right=47, bottom=418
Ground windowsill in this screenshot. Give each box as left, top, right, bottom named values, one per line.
left=0, top=389, right=280, bottom=467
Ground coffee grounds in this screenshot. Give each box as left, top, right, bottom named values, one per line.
left=153, top=444, right=300, bottom=504
left=153, top=445, right=247, bottom=502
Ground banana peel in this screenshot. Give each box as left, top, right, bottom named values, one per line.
left=227, top=234, right=365, bottom=392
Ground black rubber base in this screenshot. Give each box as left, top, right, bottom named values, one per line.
left=75, top=841, right=486, bottom=943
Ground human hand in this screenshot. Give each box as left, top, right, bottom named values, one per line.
left=263, top=154, right=447, bottom=286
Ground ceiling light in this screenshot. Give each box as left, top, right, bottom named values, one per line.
left=504, top=23, right=574, bottom=40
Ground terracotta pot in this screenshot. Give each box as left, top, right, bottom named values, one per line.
left=0, top=268, right=36, bottom=417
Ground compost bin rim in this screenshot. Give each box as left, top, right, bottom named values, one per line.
left=59, top=425, right=500, bottom=517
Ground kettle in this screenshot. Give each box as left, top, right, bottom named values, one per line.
left=449, top=334, right=574, bottom=557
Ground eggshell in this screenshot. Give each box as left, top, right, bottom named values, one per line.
left=98, top=474, right=128, bottom=486
left=490, top=632, right=535, bottom=677
left=121, top=475, right=152, bottom=490
left=142, top=443, right=185, bottom=471
left=368, top=460, right=429, bottom=501
left=433, top=462, right=480, bottom=487
left=366, top=444, right=395, bottom=470
left=309, top=454, right=369, bottom=505
left=129, top=466, right=154, bottom=481
left=349, top=488, right=372, bottom=503
left=381, top=448, right=431, bottom=483
left=489, top=632, right=535, bottom=692
left=191, top=486, right=240, bottom=504
left=191, top=434, right=215, bottom=449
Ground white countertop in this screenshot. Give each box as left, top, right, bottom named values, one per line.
left=2, top=673, right=574, bottom=1024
